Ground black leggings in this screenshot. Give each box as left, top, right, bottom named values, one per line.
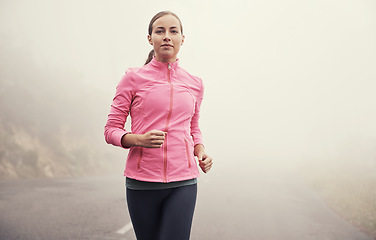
left=126, top=184, right=197, bottom=240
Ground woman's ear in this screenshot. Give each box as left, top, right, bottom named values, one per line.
left=181, top=35, right=185, bottom=45
left=147, top=35, right=153, bottom=45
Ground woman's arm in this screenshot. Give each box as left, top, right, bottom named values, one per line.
left=190, top=79, right=204, bottom=146
left=104, top=73, right=134, bottom=148
left=191, top=79, right=212, bottom=173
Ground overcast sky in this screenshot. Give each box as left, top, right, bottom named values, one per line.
left=1, top=0, right=376, bottom=171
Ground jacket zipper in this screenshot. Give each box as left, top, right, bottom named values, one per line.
left=185, top=139, right=191, bottom=168
left=163, top=63, right=173, bottom=182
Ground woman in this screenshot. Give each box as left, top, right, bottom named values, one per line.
left=104, top=11, right=212, bottom=240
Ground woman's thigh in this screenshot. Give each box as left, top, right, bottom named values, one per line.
left=160, top=184, right=197, bottom=240
left=126, top=188, right=168, bottom=240
left=126, top=184, right=197, bottom=240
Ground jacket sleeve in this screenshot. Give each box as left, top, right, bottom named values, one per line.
left=190, top=78, right=204, bottom=146
left=104, top=72, right=134, bottom=148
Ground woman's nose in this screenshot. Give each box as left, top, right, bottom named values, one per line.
left=163, top=33, right=171, bottom=41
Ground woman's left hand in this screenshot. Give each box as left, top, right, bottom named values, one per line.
left=198, top=152, right=213, bottom=173
left=194, top=144, right=213, bottom=173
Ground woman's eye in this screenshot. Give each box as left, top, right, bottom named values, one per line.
left=155, top=30, right=163, bottom=34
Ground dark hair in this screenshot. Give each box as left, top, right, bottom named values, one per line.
left=144, top=11, right=183, bottom=65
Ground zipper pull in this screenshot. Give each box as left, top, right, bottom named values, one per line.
left=168, top=63, right=171, bottom=70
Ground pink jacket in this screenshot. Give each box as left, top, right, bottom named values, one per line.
left=104, top=57, right=204, bottom=183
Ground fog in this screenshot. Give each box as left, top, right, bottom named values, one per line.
left=1, top=0, right=376, bottom=176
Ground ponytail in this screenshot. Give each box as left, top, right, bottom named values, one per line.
left=145, top=49, right=155, bottom=65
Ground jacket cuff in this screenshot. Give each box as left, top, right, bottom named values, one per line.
left=111, top=130, right=131, bottom=148
left=193, top=138, right=204, bottom=148
left=120, top=132, right=133, bottom=149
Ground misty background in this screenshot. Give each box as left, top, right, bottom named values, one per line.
left=0, top=0, right=375, bottom=179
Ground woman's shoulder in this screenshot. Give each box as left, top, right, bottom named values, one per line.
left=120, top=65, right=145, bottom=81
left=124, top=66, right=142, bottom=75
left=124, top=63, right=155, bottom=77
left=118, top=64, right=154, bottom=89
left=116, top=67, right=140, bottom=89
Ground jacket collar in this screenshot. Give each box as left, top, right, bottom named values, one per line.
left=149, top=56, right=179, bottom=70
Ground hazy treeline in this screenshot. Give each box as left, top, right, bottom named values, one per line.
left=0, top=35, right=122, bottom=179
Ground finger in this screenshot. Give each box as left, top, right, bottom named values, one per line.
left=201, top=158, right=212, bottom=165
left=206, top=161, right=213, bottom=168
left=147, top=143, right=163, bottom=148
left=151, top=130, right=166, bottom=136
left=150, top=136, right=165, bottom=141
left=200, top=161, right=213, bottom=172
left=199, top=163, right=210, bottom=172
left=204, top=163, right=212, bottom=172
left=201, top=154, right=212, bottom=162
left=150, top=139, right=164, bottom=145
left=149, top=143, right=163, bottom=148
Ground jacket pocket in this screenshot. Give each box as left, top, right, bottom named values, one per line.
left=184, top=139, right=192, bottom=168
left=137, top=147, right=143, bottom=170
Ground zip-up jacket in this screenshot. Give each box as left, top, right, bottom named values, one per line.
left=104, top=57, right=203, bottom=183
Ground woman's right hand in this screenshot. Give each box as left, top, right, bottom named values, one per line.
left=138, top=130, right=166, bottom=148
left=121, top=130, right=166, bottom=148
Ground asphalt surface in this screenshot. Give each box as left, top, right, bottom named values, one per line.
left=0, top=166, right=373, bottom=240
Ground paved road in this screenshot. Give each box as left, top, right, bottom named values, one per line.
left=0, top=166, right=373, bottom=240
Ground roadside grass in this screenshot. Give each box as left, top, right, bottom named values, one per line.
left=302, top=161, right=376, bottom=237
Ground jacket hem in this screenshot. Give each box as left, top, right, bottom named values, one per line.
left=124, top=171, right=200, bottom=183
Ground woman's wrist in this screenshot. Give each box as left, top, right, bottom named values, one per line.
left=194, top=144, right=205, bottom=156
left=122, top=133, right=142, bottom=148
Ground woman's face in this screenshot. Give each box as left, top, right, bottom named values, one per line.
left=148, top=14, right=185, bottom=63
